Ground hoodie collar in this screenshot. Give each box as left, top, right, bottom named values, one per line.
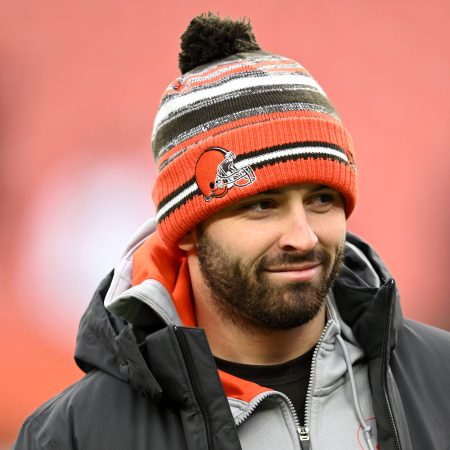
left=105, top=218, right=197, bottom=327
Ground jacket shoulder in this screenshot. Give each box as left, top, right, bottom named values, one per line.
left=14, top=369, right=188, bottom=450
left=15, top=370, right=144, bottom=450
left=390, top=319, right=450, bottom=449
left=393, top=318, right=450, bottom=383
left=400, top=319, right=450, bottom=357
left=13, top=370, right=124, bottom=449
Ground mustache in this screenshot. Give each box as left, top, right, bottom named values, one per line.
left=258, top=248, right=330, bottom=270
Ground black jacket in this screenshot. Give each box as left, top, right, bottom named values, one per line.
left=13, top=233, right=450, bottom=449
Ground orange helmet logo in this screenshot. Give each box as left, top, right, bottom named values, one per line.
left=195, top=147, right=256, bottom=202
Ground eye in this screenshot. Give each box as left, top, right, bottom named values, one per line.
left=241, top=199, right=276, bottom=213
left=307, top=191, right=342, bottom=212
left=316, top=193, right=334, bottom=204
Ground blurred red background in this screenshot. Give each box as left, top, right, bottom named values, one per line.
left=1, top=0, right=449, bottom=447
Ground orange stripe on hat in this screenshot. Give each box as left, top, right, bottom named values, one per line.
left=153, top=114, right=354, bottom=217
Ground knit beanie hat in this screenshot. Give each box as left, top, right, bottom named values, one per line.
left=151, top=13, right=357, bottom=246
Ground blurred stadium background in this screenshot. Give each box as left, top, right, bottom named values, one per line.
left=1, top=0, right=449, bottom=446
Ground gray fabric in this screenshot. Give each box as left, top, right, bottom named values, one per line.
left=237, top=395, right=301, bottom=450
left=108, top=280, right=182, bottom=326
left=104, top=217, right=157, bottom=309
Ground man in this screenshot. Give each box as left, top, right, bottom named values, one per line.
left=14, top=13, right=450, bottom=450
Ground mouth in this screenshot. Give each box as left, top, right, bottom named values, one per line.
left=264, top=263, right=322, bottom=282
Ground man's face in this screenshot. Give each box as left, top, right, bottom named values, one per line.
left=191, top=184, right=347, bottom=331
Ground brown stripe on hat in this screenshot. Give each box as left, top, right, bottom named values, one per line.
left=153, top=85, right=338, bottom=158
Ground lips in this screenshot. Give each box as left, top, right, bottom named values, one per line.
left=264, top=262, right=322, bottom=282
left=265, top=262, right=321, bottom=272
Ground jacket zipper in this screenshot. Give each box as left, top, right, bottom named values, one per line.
left=380, top=280, right=401, bottom=450
left=299, top=319, right=332, bottom=450
left=280, top=393, right=309, bottom=450
left=236, top=390, right=310, bottom=450
left=174, top=326, right=215, bottom=450
left=234, top=321, right=333, bottom=449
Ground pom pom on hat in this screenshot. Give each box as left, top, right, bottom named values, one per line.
left=179, top=12, right=261, bottom=74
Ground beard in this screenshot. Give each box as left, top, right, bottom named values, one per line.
left=196, top=231, right=344, bottom=332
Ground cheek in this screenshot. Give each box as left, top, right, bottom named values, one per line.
left=205, top=220, right=277, bottom=259
left=311, top=214, right=347, bottom=250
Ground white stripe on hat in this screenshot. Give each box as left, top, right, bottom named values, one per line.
left=236, top=146, right=348, bottom=169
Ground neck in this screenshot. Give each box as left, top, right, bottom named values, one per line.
left=195, top=292, right=326, bottom=365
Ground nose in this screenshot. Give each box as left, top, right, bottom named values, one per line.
left=278, top=206, right=318, bottom=253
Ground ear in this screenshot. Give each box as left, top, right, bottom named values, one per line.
left=178, top=230, right=197, bottom=252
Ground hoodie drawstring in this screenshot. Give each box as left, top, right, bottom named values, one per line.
left=336, top=334, right=375, bottom=450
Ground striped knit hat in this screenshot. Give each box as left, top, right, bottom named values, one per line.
left=152, top=13, right=357, bottom=246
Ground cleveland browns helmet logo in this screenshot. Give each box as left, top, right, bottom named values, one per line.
left=195, top=147, right=256, bottom=202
